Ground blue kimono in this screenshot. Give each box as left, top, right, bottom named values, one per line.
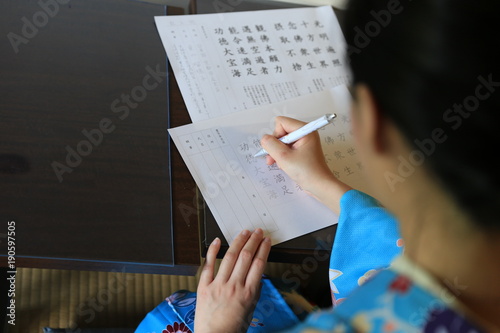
left=135, top=190, right=486, bottom=332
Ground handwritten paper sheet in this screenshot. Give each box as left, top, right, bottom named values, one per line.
left=168, top=85, right=367, bottom=245
left=155, top=6, right=350, bottom=122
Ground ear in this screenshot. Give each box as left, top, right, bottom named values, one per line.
left=352, top=84, right=388, bottom=155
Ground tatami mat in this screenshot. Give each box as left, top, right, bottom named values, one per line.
left=11, top=262, right=293, bottom=332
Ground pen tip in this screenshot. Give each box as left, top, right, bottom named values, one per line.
left=254, top=149, right=267, bottom=158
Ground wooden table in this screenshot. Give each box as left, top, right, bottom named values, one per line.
left=0, top=0, right=339, bottom=276
left=0, top=0, right=199, bottom=275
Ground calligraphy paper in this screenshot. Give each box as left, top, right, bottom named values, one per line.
left=168, top=85, right=367, bottom=245
left=155, top=6, right=350, bottom=122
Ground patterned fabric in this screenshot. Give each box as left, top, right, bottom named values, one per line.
left=281, top=190, right=485, bottom=332
left=282, top=260, right=485, bottom=332
left=136, top=189, right=486, bottom=332
left=134, top=277, right=300, bottom=333
left=328, top=190, right=403, bottom=305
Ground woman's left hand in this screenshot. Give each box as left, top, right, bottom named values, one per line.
left=194, top=228, right=271, bottom=333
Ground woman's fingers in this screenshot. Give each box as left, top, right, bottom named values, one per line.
left=231, top=229, right=265, bottom=282
left=260, top=134, right=289, bottom=162
left=245, top=236, right=271, bottom=288
left=215, top=229, right=271, bottom=285
left=216, top=230, right=251, bottom=282
left=194, top=232, right=271, bottom=333
left=262, top=116, right=312, bottom=166
left=199, top=237, right=221, bottom=287
left=265, top=154, right=276, bottom=166
left=273, top=116, right=307, bottom=137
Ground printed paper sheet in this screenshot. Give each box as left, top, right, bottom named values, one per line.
left=168, top=86, right=367, bottom=245
left=155, top=6, right=350, bottom=122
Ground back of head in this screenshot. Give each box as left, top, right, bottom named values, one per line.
left=344, top=0, right=500, bottom=230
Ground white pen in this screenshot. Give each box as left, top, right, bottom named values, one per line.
left=254, top=113, right=337, bottom=157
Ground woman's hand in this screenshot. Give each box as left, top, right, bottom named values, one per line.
left=260, top=116, right=351, bottom=214
left=194, top=229, right=271, bottom=333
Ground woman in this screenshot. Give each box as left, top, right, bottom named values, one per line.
left=138, top=0, right=500, bottom=331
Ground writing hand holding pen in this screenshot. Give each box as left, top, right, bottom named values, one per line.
left=259, top=115, right=352, bottom=215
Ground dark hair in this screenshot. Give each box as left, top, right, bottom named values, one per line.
left=344, top=0, right=500, bottom=230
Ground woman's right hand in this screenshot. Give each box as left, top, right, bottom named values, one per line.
left=260, top=116, right=351, bottom=214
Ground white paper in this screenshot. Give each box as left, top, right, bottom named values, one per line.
left=267, top=0, right=349, bottom=10
left=168, top=85, right=367, bottom=245
left=155, top=6, right=351, bottom=122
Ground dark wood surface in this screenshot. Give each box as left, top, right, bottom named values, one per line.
left=0, top=0, right=343, bottom=276
left=0, top=0, right=200, bottom=275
